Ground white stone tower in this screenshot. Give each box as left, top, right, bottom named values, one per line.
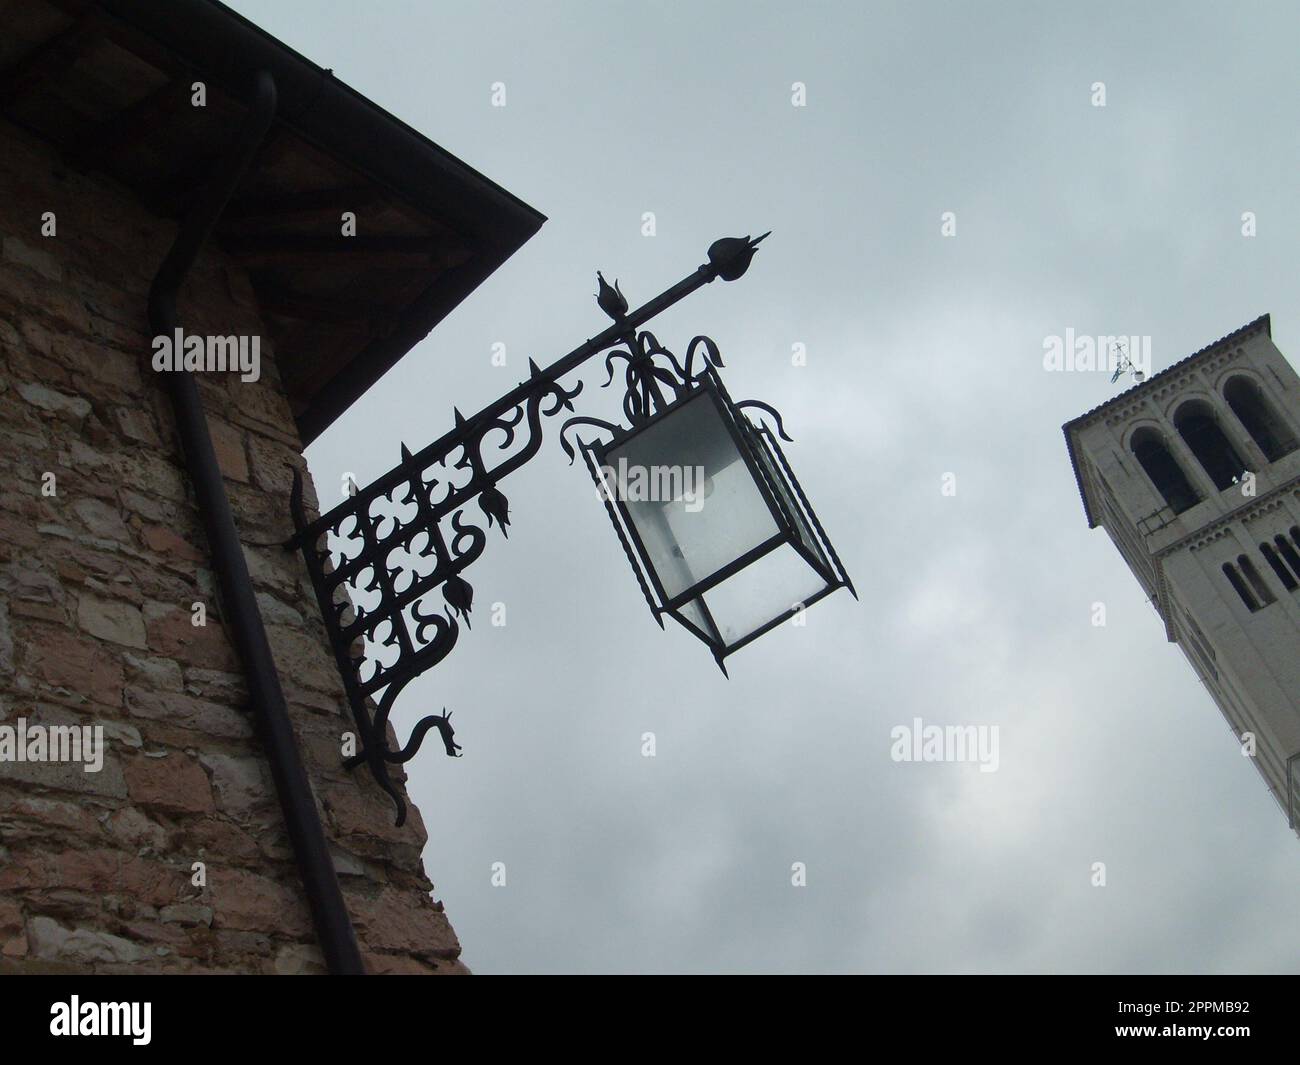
left=1064, top=314, right=1300, bottom=831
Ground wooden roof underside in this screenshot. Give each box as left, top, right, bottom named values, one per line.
left=0, top=0, right=544, bottom=442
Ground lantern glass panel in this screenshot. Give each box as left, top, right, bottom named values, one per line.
left=749, top=428, right=831, bottom=573
left=604, top=390, right=779, bottom=601
left=677, top=540, right=833, bottom=648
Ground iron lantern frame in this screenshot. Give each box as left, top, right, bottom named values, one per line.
left=574, top=358, right=854, bottom=673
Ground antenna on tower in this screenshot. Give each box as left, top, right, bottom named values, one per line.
left=1109, top=340, right=1145, bottom=385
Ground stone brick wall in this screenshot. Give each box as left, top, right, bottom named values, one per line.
left=0, top=117, right=466, bottom=973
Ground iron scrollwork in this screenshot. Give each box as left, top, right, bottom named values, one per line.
left=287, top=370, right=581, bottom=825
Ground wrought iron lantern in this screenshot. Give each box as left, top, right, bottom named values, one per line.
left=562, top=332, right=855, bottom=674
left=287, top=232, right=855, bottom=822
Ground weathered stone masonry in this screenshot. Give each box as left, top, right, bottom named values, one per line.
left=0, top=116, right=465, bottom=973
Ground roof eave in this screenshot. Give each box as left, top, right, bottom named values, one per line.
left=93, top=0, right=546, bottom=443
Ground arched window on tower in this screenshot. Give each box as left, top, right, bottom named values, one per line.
left=1223, top=562, right=1260, bottom=611
left=1173, top=400, right=1249, bottom=491
left=1130, top=427, right=1201, bottom=514
left=1223, top=376, right=1297, bottom=463
left=1239, top=554, right=1275, bottom=607
left=1259, top=541, right=1298, bottom=590
left=1223, top=556, right=1275, bottom=612
left=1274, top=534, right=1300, bottom=582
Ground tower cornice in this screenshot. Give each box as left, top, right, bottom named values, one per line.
left=1165, top=475, right=1300, bottom=556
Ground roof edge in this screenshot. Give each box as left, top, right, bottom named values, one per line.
left=84, top=0, right=547, bottom=443
left=96, top=0, right=546, bottom=247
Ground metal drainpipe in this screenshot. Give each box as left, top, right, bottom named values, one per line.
left=146, top=69, right=364, bottom=975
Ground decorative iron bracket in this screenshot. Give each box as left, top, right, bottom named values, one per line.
left=285, top=234, right=770, bottom=824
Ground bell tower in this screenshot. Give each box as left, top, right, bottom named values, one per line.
left=1064, top=315, right=1300, bottom=833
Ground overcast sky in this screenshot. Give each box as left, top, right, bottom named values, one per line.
left=228, top=0, right=1300, bottom=973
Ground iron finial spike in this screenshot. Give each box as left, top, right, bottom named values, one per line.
left=596, top=270, right=629, bottom=320
left=707, top=231, right=770, bottom=282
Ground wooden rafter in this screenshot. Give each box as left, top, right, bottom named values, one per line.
left=256, top=283, right=398, bottom=337
left=0, top=12, right=99, bottom=106
left=224, top=186, right=386, bottom=227
left=225, top=235, right=472, bottom=271
left=64, top=77, right=187, bottom=171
